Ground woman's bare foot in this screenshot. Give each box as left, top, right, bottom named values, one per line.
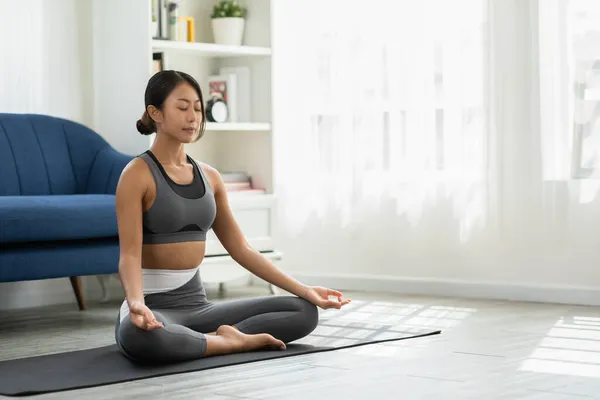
left=204, top=325, right=286, bottom=357
left=218, top=325, right=286, bottom=351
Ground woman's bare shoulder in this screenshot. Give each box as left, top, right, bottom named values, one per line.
left=117, top=157, right=153, bottom=194
left=195, top=159, right=218, bottom=175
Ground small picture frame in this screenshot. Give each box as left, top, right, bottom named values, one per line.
left=208, top=75, right=229, bottom=103
left=208, top=74, right=238, bottom=122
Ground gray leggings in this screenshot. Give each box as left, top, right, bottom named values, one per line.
left=115, top=271, right=319, bottom=363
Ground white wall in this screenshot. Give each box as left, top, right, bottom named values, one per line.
left=91, top=0, right=153, bottom=156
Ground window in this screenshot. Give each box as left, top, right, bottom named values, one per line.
left=304, top=0, right=488, bottom=182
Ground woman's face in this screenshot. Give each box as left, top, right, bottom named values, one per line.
left=155, top=82, right=203, bottom=143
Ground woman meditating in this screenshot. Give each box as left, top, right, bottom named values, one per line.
left=114, top=70, right=350, bottom=363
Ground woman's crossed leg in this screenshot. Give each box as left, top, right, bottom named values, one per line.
left=115, top=295, right=318, bottom=363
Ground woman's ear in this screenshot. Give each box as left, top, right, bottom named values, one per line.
left=148, top=105, right=163, bottom=124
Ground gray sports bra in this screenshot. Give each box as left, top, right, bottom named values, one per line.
left=138, top=150, right=216, bottom=244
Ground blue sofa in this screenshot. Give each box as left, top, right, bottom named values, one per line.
left=0, top=113, right=134, bottom=310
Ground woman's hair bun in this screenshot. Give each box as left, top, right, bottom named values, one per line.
left=136, top=111, right=156, bottom=135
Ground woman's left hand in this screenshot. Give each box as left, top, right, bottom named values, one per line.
left=303, top=286, right=351, bottom=310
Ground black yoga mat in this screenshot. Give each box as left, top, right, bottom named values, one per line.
left=0, top=304, right=441, bottom=397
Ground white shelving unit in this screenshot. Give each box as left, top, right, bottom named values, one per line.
left=87, top=0, right=280, bottom=299
left=147, top=0, right=279, bottom=291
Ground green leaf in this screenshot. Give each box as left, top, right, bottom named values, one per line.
left=212, top=0, right=246, bottom=18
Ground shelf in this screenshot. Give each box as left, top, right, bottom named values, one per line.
left=206, top=122, right=271, bottom=132
left=152, top=40, right=271, bottom=58
left=228, top=193, right=277, bottom=210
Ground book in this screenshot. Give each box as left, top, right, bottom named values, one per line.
left=227, top=188, right=266, bottom=196
left=221, top=171, right=251, bottom=183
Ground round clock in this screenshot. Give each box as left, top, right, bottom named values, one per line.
left=206, top=97, right=228, bottom=123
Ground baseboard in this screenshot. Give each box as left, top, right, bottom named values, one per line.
left=0, top=275, right=123, bottom=311
left=287, top=272, right=600, bottom=307
left=0, top=279, right=79, bottom=311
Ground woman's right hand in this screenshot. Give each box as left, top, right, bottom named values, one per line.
left=128, top=300, right=163, bottom=331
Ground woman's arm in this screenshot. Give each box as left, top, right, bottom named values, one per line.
left=115, top=160, right=146, bottom=305
left=205, top=165, right=309, bottom=298
left=115, top=159, right=163, bottom=330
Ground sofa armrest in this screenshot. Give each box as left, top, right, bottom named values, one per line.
left=85, top=146, right=134, bottom=195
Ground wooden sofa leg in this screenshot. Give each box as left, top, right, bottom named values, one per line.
left=69, top=276, right=86, bottom=311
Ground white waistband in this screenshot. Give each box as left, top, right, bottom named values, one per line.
left=119, top=267, right=199, bottom=323
left=142, top=266, right=199, bottom=295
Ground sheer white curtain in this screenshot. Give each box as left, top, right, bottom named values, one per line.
left=272, top=0, right=490, bottom=241
left=0, top=0, right=45, bottom=113
left=271, top=0, right=600, bottom=291
left=0, top=0, right=88, bottom=122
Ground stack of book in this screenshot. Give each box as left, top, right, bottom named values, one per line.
left=221, top=171, right=265, bottom=195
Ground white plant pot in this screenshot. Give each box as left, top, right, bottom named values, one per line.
left=211, top=17, right=245, bottom=46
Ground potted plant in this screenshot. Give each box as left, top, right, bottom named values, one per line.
left=211, top=0, right=247, bottom=46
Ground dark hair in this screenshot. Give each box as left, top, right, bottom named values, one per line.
left=136, top=70, right=206, bottom=141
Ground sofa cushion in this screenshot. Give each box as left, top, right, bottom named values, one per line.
left=0, top=195, right=118, bottom=244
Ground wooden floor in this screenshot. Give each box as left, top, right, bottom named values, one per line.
left=2, top=286, right=600, bottom=399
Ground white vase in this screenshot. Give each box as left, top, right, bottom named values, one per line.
left=211, top=17, right=245, bottom=46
